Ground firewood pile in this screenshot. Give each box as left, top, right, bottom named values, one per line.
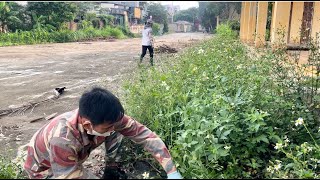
left=154, top=44, right=178, bottom=54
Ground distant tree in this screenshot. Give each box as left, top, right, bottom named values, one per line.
left=5, top=2, right=32, bottom=32
left=27, top=2, right=78, bottom=30
left=97, top=14, right=115, bottom=27
left=199, top=2, right=241, bottom=31
left=163, top=19, right=168, bottom=33
left=0, top=2, right=21, bottom=33
left=199, top=2, right=216, bottom=32
left=143, top=2, right=167, bottom=24
left=173, top=7, right=199, bottom=23
left=31, top=13, right=46, bottom=30
left=74, top=2, right=96, bottom=20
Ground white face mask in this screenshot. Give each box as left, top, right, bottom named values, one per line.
left=87, top=129, right=115, bottom=137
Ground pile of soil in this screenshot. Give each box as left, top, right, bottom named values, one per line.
left=154, top=44, right=178, bottom=54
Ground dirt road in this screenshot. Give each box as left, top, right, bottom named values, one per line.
left=0, top=32, right=211, bottom=178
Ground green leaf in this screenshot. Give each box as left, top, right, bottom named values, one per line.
left=190, top=141, right=198, bottom=145
left=217, top=149, right=229, bottom=157
left=220, top=129, right=232, bottom=140
left=255, top=135, right=269, bottom=144
left=284, top=163, right=295, bottom=170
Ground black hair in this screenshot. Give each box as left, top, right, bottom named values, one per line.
left=79, top=87, right=124, bottom=125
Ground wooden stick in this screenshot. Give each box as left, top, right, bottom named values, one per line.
left=30, top=117, right=44, bottom=123
left=30, top=112, right=58, bottom=123
left=45, top=112, right=58, bottom=121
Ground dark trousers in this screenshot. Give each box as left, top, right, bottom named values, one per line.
left=141, top=45, right=154, bottom=59
left=140, top=45, right=154, bottom=66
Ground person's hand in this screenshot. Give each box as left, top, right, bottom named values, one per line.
left=167, top=171, right=183, bottom=179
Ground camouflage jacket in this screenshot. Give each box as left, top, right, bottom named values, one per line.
left=24, top=109, right=176, bottom=178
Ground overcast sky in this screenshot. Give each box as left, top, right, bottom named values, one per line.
left=15, top=1, right=200, bottom=10
left=157, top=1, right=199, bottom=10
left=15, top=1, right=27, bottom=5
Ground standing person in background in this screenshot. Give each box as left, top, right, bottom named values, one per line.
left=140, top=18, right=154, bottom=66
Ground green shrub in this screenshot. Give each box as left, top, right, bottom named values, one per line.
left=228, top=20, right=240, bottom=32
left=266, top=122, right=320, bottom=179
left=0, top=155, right=26, bottom=179
left=78, top=20, right=93, bottom=30
left=91, top=18, right=101, bottom=29
left=163, top=20, right=169, bottom=34
left=216, top=24, right=237, bottom=39
left=98, top=14, right=115, bottom=27
left=265, top=29, right=270, bottom=41
left=152, top=23, right=161, bottom=36
left=117, top=25, right=135, bottom=38
left=100, top=28, right=111, bottom=38
left=108, top=27, right=126, bottom=39
left=0, top=26, right=128, bottom=46
left=123, top=24, right=319, bottom=178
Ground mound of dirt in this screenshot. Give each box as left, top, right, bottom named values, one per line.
left=154, top=44, right=178, bottom=54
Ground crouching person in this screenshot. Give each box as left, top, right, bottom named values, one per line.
left=23, top=87, right=183, bottom=179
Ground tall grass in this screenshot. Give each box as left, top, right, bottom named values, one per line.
left=0, top=155, right=26, bottom=179
left=0, top=27, right=126, bottom=46
left=123, top=25, right=320, bottom=178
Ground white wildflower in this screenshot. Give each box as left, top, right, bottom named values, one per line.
left=161, top=81, right=170, bottom=90
left=198, top=49, right=204, bottom=54
left=295, top=117, right=304, bottom=126
left=274, top=143, right=283, bottom=150
left=307, top=146, right=313, bottom=152
left=236, top=64, right=243, bottom=69
left=161, top=81, right=167, bottom=87
left=224, top=146, right=231, bottom=150
left=266, top=166, right=272, bottom=172
left=142, top=172, right=150, bottom=179
left=274, top=163, right=282, bottom=171
left=284, top=138, right=290, bottom=143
